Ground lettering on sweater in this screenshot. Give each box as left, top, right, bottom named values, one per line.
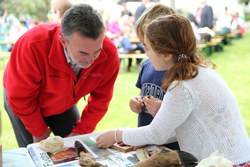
left=49, top=75, right=60, bottom=78
left=141, top=83, right=166, bottom=114
left=83, top=73, right=102, bottom=79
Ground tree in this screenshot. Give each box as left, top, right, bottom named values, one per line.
left=240, top=0, right=250, bottom=5
left=0, top=0, right=51, bottom=22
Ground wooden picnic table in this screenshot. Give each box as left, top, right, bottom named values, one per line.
left=0, top=40, right=16, bottom=45
left=130, top=36, right=140, bottom=43
left=0, top=52, right=11, bottom=58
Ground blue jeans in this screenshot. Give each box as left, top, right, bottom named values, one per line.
left=3, top=88, right=80, bottom=147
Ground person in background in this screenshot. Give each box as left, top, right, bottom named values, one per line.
left=195, top=0, right=213, bottom=41
left=3, top=4, right=120, bottom=147
left=50, top=0, right=72, bottom=23
left=2, top=11, right=26, bottom=51
left=134, top=0, right=150, bottom=23
left=231, top=12, right=246, bottom=39
left=133, top=0, right=151, bottom=68
left=121, top=2, right=132, bottom=17
left=119, top=2, right=134, bottom=31
left=214, top=7, right=231, bottom=36
left=20, top=15, right=31, bottom=30
left=29, top=20, right=39, bottom=29
left=96, top=13, right=250, bottom=166
left=106, top=15, right=121, bottom=48
left=119, top=26, right=145, bottom=72
left=0, top=20, right=8, bottom=52
left=187, top=13, right=201, bottom=43
left=129, top=3, right=179, bottom=150
left=213, top=7, right=232, bottom=45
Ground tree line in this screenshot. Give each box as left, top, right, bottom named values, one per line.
left=0, top=0, right=51, bottom=22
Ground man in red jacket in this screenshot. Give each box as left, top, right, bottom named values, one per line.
left=3, top=4, right=120, bottom=147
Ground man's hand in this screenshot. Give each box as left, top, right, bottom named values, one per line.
left=129, top=96, right=144, bottom=114
left=33, top=128, right=51, bottom=143
left=143, top=97, right=162, bottom=117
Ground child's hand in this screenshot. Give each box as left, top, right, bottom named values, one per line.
left=96, top=130, right=116, bottom=149
left=129, top=96, right=144, bottom=114
left=143, top=96, right=162, bottom=117
left=133, top=44, right=137, bottom=49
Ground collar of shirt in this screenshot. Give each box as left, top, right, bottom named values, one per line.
left=64, top=46, right=72, bottom=64
left=63, top=47, right=82, bottom=77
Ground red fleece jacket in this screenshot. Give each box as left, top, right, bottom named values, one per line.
left=3, top=23, right=120, bottom=137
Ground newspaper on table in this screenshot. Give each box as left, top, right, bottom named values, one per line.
left=25, top=132, right=138, bottom=167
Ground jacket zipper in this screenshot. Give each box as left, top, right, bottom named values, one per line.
left=73, top=80, right=76, bottom=98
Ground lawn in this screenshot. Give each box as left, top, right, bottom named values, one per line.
left=0, top=33, right=249, bottom=151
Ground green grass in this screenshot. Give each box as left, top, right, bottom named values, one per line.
left=1, top=33, right=250, bottom=151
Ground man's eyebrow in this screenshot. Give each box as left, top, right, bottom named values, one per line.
left=79, top=51, right=88, bottom=54
left=79, top=48, right=102, bottom=55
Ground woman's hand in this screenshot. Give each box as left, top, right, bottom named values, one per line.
left=143, top=97, right=162, bottom=117
left=96, top=130, right=116, bottom=149
left=129, top=96, right=144, bottom=114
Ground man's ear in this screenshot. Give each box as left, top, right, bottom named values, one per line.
left=57, top=10, right=62, bottom=19
left=59, top=35, right=66, bottom=47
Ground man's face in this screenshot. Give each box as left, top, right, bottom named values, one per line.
left=60, top=32, right=105, bottom=68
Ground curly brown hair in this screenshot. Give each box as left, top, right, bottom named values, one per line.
left=146, top=14, right=215, bottom=90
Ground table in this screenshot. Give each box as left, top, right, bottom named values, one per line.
left=0, top=40, right=16, bottom=45
left=1, top=132, right=172, bottom=167
left=129, top=36, right=140, bottom=43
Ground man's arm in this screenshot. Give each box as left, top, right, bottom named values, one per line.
left=5, top=40, right=47, bottom=137
left=72, top=50, right=120, bottom=134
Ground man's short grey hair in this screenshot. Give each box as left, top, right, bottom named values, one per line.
left=61, top=3, right=105, bottom=40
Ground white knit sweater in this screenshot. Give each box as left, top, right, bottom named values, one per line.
left=122, top=67, right=250, bottom=165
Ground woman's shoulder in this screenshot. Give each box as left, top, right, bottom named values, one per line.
left=169, top=67, right=213, bottom=90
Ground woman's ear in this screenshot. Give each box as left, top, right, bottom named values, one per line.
left=163, top=53, right=173, bottom=62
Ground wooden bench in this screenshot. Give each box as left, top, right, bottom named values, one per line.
left=129, top=37, right=140, bottom=43
left=119, top=53, right=147, bottom=59
left=197, top=36, right=224, bottom=56
left=0, top=40, right=16, bottom=45
left=204, top=37, right=224, bottom=56
left=206, top=37, right=223, bottom=46
left=197, top=43, right=207, bottom=49
left=0, top=52, right=10, bottom=68
left=0, top=52, right=11, bottom=58
left=215, top=29, right=242, bottom=45
left=216, top=33, right=233, bottom=45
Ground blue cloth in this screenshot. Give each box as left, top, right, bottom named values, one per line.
left=119, top=36, right=134, bottom=54
left=135, top=4, right=146, bottom=23
left=136, top=59, right=167, bottom=127
left=0, top=25, right=8, bottom=52
left=119, top=36, right=145, bottom=54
